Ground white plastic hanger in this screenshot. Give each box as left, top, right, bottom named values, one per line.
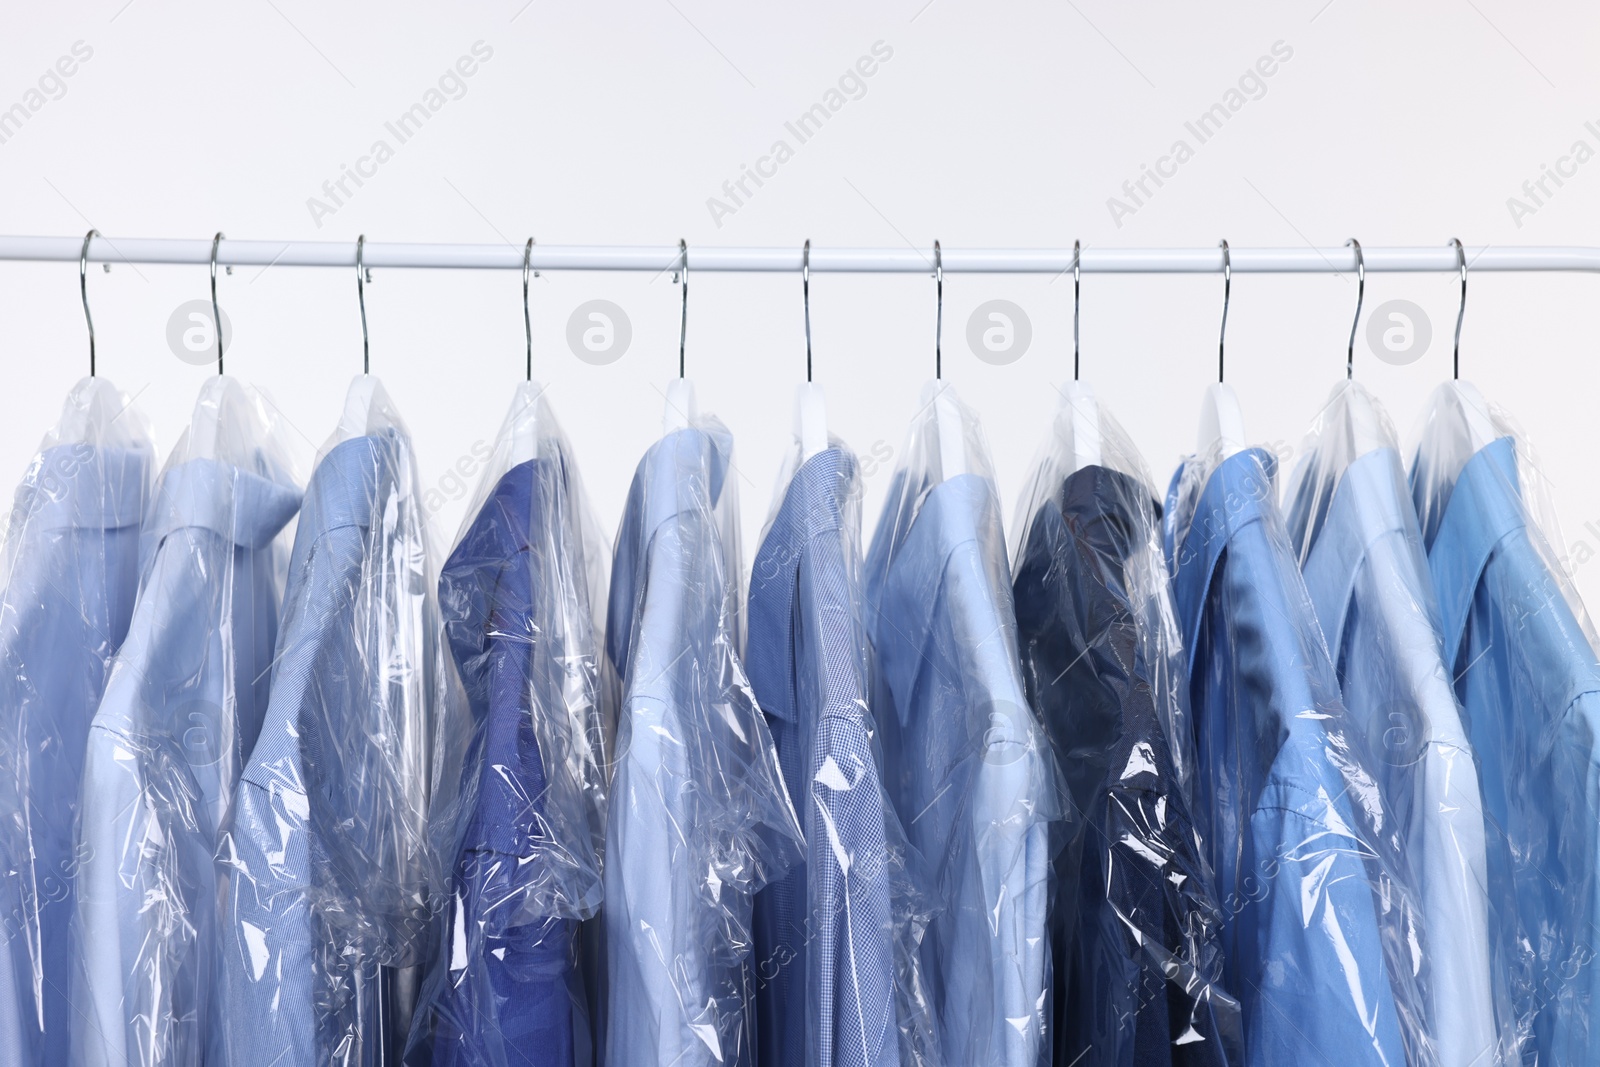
left=928, top=240, right=966, bottom=479
left=795, top=240, right=829, bottom=460
left=1197, top=240, right=1246, bottom=457
left=1056, top=242, right=1103, bottom=472
left=662, top=238, right=697, bottom=435
left=510, top=238, right=542, bottom=464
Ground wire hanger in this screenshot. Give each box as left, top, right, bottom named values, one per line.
left=802, top=238, right=813, bottom=383
left=933, top=239, right=943, bottom=379
left=1072, top=239, right=1082, bottom=381
left=1450, top=237, right=1466, bottom=380
left=796, top=239, right=828, bottom=459
left=675, top=238, right=688, bottom=378
left=80, top=229, right=101, bottom=377
left=523, top=237, right=536, bottom=381
left=356, top=234, right=371, bottom=374
left=1217, top=238, right=1231, bottom=382
left=1345, top=238, right=1364, bottom=380
left=210, top=232, right=229, bottom=375
left=1198, top=239, right=1245, bottom=457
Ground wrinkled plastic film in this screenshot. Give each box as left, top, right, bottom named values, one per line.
left=1408, top=382, right=1600, bottom=1063
left=405, top=383, right=614, bottom=1067
left=218, top=375, right=465, bottom=1066
left=1010, top=396, right=1241, bottom=1066
left=864, top=384, right=1064, bottom=1067
left=602, top=415, right=803, bottom=1067
left=1165, top=441, right=1437, bottom=1066
left=0, top=378, right=154, bottom=1064
left=749, top=432, right=941, bottom=1067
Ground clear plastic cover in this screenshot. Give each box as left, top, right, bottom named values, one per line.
left=0, top=378, right=154, bottom=1063
left=748, top=431, right=940, bottom=1067
left=1010, top=396, right=1242, bottom=1066
left=1408, top=381, right=1600, bottom=1064
left=1164, top=440, right=1437, bottom=1066
left=217, top=374, right=465, bottom=1066
left=404, top=382, right=614, bottom=1066
left=1285, top=380, right=1513, bottom=1067
left=601, top=413, right=804, bottom=1067
left=863, top=383, right=1065, bottom=1067
left=68, top=375, right=303, bottom=1067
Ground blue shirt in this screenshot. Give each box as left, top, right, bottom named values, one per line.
left=1414, top=436, right=1600, bottom=1064
left=602, top=424, right=803, bottom=1067
left=1288, top=442, right=1506, bottom=1067
left=412, top=451, right=608, bottom=1067
left=749, top=446, right=932, bottom=1067
left=1164, top=448, right=1429, bottom=1067
left=221, top=429, right=449, bottom=1067
left=1013, top=463, right=1241, bottom=1067
left=864, top=468, right=1059, bottom=1067
left=73, top=454, right=299, bottom=1067
left=0, top=427, right=150, bottom=1065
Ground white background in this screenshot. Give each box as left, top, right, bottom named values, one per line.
left=2, top=1, right=1598, bottom=602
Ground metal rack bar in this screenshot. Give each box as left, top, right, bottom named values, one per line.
left=3, top=236, right=1599, bottom=274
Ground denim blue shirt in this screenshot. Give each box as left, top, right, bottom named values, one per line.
left=0, top=439, right=149, bottom=1065
left=1165, top=448, right=1429, bottom=1067
left=1414, top=436, right=1600, bottom=1063
left=603, top=424, right=802, bottom=1067
left=865, top=469, right=1059, bottom=1067
left=750, top=447, right=927, bottom=1067
left=72, top=456, right=299, bottom=1067
left=222, top=430, right=443, bottom=1067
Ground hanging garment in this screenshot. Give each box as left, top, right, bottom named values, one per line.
left=1284, top=380, right=1509, bottom=1067
left=863, top=384, right=1062, bottom=1067
left=748, top=438, right=939, bottom=1067
left=218, top=376, right=462, bottom=1067
left=0, top=378, right=153, bottom=1065
left=71, top=377, right=302, bottom=1067
left=1163, top=445, right=1435, bottom=1067
left=405, top=384, right=612, bottom=1067
left=602, top=416, right=803, bottom=1067
left=1410, top=383, right=1600, bottom=1064
left=1011, top=399, right=1240, bottom=1067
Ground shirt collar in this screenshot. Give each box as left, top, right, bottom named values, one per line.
left=143, top=456, right=301, bottom=555
left=11, top=443, right=149, bottom=534
left=1426, top=436, right=1525, bottom=658
left=298, top=430, right=405, bottom=541
left=1055, top=463, right=1156, bottom=568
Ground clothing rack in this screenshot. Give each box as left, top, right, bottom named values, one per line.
left=5, top=236, right=1600, bottom=274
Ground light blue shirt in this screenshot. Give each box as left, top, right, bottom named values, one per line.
left=71, top=455, right=299, bottom=1067
left=1288, top=443, right=1505, bottom=1067
left=864, top=469, right=1059, bottom=1067
left=221, top=429, right=446, bottom=1067
left=1414, top=436, right=1600, bottom=1064
left=0, top=435, right=149, bottom=1065
left=1165, top=448, right=1431, bottom=1067
left=603, top=424, right=803, bottom=1067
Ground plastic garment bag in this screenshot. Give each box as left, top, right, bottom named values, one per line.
left=748, top=435, right=940, bottom=1067
left=863, top=384, right=1064, bottom=1067
left=1163, top=443, right=1436, bottom=1067
left=1010, top=397, right=1241, bottom=1067
left=1409, top=382, right=1600, bottom=1064
left=69, top=377, right=302, bottom=1067
left=218, top=375, right=464, bottom=1067
left=0, top=378, right=154, bottom=1064
left=602, top=415, right=803, bottom=1067
left=1285, top=380, right=1512, bottom=1067
left=404, top=383, right=613, bottom=1067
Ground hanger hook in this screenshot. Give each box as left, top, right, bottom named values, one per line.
left=1072, top=240, right=1082, bottom=382
left=676, top=238, right=688, bottom=379
left=356, top=235, right=370, bottom=375
left=933, top=240, right=943, bottom=380
left=1345, top=238, right=1364, bottom=381
left=80, top=229, right=100, bottom=378
left=1217, top=239, right=1231, bottom=383
left=1450, top=237, right=1466, bottom=380
left=801, top=239, right=813, bottom=384
left=523, top=237, right=535, bottom=381
left=210, top=232, right=227, bottom=375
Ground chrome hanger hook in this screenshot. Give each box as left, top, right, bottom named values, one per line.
left=1345, top=238, right=1364, bottom=381
left=1217, top=239, right=1231, bottom=383
left=802, top=239, right=813, bottom=383
left=1072, top=239, right=1082, bottom=382
left=80, top=229, right=101, bottom=377
left=1450, top=237, right=1467, bottom=380
left=356, top=235, right=370, bottom=375
left=933, top=239, right=944, bottom=380
left=523, top=237, right=536, bottom=381
left=210, top=232, right=227, bottom=375
left=676, top=238, right=688, bottom=379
